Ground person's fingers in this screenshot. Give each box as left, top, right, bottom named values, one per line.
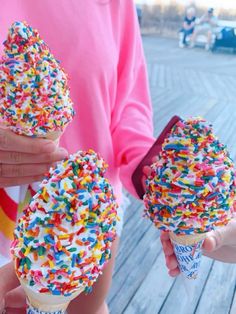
left=0, top=147, right=68, bottom=164
left=151, top=156, right=158, bottom=163
left=5, top=286, right=26, bottom=309
left=141, top=175, right=147, bottom=191
left=162, top=239, right=174, bottom=256
left=203, top=219, right=236, bottom=252
left=166, top=255, right=178, bottom=270
left=1, top=163, right=51, bottom=178
left=168, top=268, right=180, bottom=277
left=5, top=309, right=26, bottom=314
left=160, top=231, right=170, bottom=241
left=161, top=232, right=180, bottom=277
left=142, top=165, right=151, bottom=177
left=0, top=175, right=44, bottom=187
left=0, top=128, right=57, bottom=154
left=0, top=263, right=20, bottom=296
left=202, top=236, right=216, bottom=252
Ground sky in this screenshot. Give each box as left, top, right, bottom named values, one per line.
left=135, top=0, right=236, bottom=9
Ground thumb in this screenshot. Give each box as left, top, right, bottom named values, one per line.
left=142, top=166, right=151, bottom=177
left=203, top=219, right=236, bottom=252
left=5, top=286, right=26, bottom=309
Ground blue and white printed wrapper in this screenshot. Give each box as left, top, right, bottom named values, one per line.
left=27, top=302, right=66, bottom=314
left=20, top=280, right=82, bottom=314
left=170, top=233, right=206, bottom=280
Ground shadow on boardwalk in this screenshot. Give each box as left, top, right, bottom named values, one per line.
left=108, top=36, right=236, bottom=314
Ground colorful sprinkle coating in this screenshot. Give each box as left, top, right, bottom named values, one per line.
left=144, top=117, right=236, bottom=235
left=11, top=149, right=118, bottom=296
left=0, top=21, right=74, bottom=137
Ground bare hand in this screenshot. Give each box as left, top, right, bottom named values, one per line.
left=202, top=218, right=236, bottom=263
left=0, top=128, right=68, bottom=187
left=160, top=232, right=180, bottom=277
left=4, top=286, right=26, bottom=313
left=161, top=218, right=236, bottom=277
left=142, top=156, right=158, bottom=190
left=0, top=262, right=22, bottom=312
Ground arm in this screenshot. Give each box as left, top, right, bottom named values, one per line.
left=190, top=19, right=196, bottom=28
left=183, top=18, right=195, bottom=30
left=199, top=14, right=207, bottom=24
left=209, top=17, right=218, bottom=27
left=183, top=21, right=191, bottom=30
left=110, top=0, right=155, bottom=197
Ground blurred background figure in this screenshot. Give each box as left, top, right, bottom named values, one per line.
left=179, top=6, right=196, bottom=48
left=191, top=7, right=219, bottom=50
left=136, top=5, right=143, bottom=26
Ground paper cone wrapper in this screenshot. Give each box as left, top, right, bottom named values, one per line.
left=169, top=233, right=206, bottom=280
left=20, top=280, right=83, bottom=314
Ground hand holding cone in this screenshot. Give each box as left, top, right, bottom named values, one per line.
left=142, top=117, right=236, bottom=279
left=11, top=150, right=119, bottom=313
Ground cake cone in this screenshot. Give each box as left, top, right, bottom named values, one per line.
left=44, top=130, right=63, bottom=142
left=20, top=280, right=83, bottom=314
left=169, top=232, right=206, bottom=279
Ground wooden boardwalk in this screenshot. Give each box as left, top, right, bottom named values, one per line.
left=108, top=36, right=236, bottom=314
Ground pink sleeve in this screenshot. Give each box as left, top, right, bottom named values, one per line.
left=111, top=1, right=155, bottom=197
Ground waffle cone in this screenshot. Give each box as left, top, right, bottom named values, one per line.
left=20, top=280, right=83, bottom=313
left=169, top=232, right=206, bottom=279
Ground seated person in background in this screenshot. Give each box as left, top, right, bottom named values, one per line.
left=179, top=7, right=196, bottom=48
left=136, top=6, right=142, bottom=26
left=191, top=7, right=218, bottom=50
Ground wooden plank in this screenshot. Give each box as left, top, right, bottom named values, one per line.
left=150, top=63, right=160, bottom=87
left=204, top=99, right=231, bottom=125
left=195, top=262, right=236, bottom=314
left=224, top=76, right=236, bottom=100
left=230, top=288, right=236, bottom=314
left=156, top=64, right=166, bottom=89
left=124, top=253, right=175, bottom=314
left=159, top=257, right=213, bottom=314
left=115, top=211, right=152, bottom=274
left=185, top=69, right=209, bottom=96
left=108, top=225, right=161, bottom=312
left=196, top=71, right=217, bottom=99
left=108, top=35, right=236, bottom=313
left=122, top=197, right=142, bottom=227
left=151, top=86, right=175, bottom=111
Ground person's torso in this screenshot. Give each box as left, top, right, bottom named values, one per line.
left=184, top=16, right=195, bottom=25
left=0, top=0, right=124, bottom=186
left=0, top=1, right=128, bottom=259
left=0, top=0, right=121, bottom=151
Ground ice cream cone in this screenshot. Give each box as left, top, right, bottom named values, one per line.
left=169, top=232, right=206, bottom=280
left=20, top=280, right=83, bottom=314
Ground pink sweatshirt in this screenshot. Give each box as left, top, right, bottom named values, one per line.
left=0, top=0, right=154, bottom=259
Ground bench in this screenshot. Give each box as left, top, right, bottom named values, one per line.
left=195, top=19, right=236, bottom=51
